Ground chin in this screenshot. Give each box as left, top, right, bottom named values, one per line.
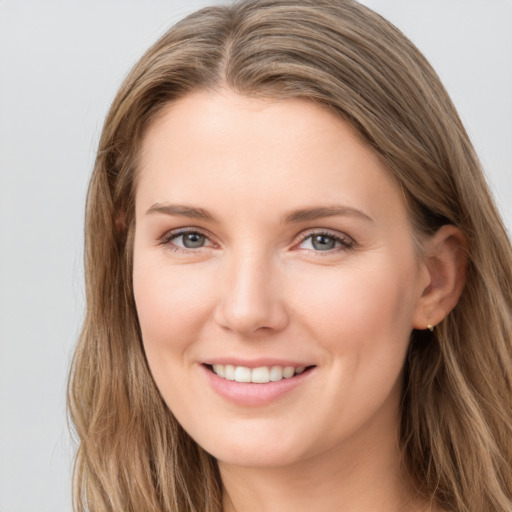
left=213, top=444, right=304, bottom=469
left=191, top=422, right=315, bottom=469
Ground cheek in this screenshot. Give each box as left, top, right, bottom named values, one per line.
left=288, top=254, right=415, bottom=402
left=287, top=259, right=419, bottom=434
left=133, top=260, right=215, bottom=360
left=291, top=256, right=418, bottom=356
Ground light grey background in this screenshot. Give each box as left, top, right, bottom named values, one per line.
left=0, top=1, right=510, bottom=511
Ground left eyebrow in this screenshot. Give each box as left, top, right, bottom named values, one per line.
left=282, top=205, right=373, bottom=224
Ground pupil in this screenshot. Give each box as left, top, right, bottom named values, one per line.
left=312, top=234, right=335, bottom=251
left=183, top=233, right=205, bottom=248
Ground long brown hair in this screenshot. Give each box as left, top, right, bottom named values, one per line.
left=68, top=1, right=512, bottom=510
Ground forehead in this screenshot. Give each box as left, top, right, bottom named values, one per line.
left=136, top=90, right=406, bottom=226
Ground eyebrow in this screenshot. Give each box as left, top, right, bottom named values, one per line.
left=145, top=203, right=215, bottom=221
left=145, top=203, right=373, bottom=224
left=282, top=206, right=373, bottom=224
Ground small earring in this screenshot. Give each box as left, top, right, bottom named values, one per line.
left=427, top=324, right=434, bottom=332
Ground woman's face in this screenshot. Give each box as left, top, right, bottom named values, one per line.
left=133, top=91, right=430, bottom=468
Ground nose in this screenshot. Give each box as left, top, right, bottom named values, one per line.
left=214, top=251, right=289, bottom=336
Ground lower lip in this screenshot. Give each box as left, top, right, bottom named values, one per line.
left=201, top=365, right=314, bottom=407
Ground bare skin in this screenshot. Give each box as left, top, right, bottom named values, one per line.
left=220, top=380, right=432, bottom=512
left=133, top=90, right=465, bottom=512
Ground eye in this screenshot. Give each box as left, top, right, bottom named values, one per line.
left=160, top=229, right=214, bottom=251
left=298, top=231, right=353, bottom=252
left=178, top=232, right=207, bottom=248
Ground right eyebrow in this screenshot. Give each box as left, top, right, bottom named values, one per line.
left=145, top=203, right=215, bottom=221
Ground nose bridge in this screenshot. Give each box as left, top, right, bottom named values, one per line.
left=215, top=245, right=288, bottom=335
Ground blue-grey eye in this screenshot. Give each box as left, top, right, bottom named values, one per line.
left=181, top=232, right=206, bottom=248
left=311, top=234, right=337, bottom=251
left=298, top=232, right=351, bottom=252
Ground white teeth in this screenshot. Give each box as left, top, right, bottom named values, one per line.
left=269, top=366, right=283, bottom=381
left=282, top=366, right=295, bottom=379
left=251, top=366, right=270, bottom=383
left=211, top=364, right=308, bottom=383
left=234, top=366, right=252, bottom=383
left=212, top=364, right=225, bottom=378
left=225, top=365, right=236, bottom=381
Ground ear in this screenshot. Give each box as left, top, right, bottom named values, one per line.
left=412, top=225, right=468, bottom=330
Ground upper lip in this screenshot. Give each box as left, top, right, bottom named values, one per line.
left=202, top=358, right=314, bottom=368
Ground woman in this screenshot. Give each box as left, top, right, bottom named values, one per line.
left=68, top=1, right=512, bottom=511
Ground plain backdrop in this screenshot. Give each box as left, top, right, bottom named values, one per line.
left=0, top=1, right=510, bottom=511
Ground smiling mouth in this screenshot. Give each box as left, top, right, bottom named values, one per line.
left=206, top=364, right=315, bottom=383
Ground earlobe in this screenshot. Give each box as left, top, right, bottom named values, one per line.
left=413, top=225, right=468, bottom=330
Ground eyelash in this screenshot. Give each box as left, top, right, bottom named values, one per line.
left=158, top=228, right=355, bottom=254
left=158, top=227, right=214, bottom=253
left=295, top=230, right=355, bottom=254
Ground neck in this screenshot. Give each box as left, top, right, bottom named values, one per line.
left=220, top=443, right=419, bottom=512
